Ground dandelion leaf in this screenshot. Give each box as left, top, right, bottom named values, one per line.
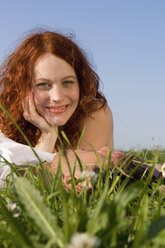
left=14, top=177, right=63, bottom=245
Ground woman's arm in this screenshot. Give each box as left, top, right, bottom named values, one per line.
left=49, top=149, right=165, bottom=187
left=80, top=105, right=114, bottom=151
left=48, top=146, right=111, bottom=179
left=35, top=131, right=57, bottom=153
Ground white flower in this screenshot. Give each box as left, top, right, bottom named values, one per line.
left=159, top=185, right=165, bottom=194
left=161, top=163, right=165, bottom=177
left=80, top=170, right=97, bottom=188
left=66, top=232, right=100, bottom=248
left=7, top=203, right=17, bottom=211
left=7, top=203, right=20, bottom=218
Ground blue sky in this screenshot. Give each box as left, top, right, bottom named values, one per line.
left=0, top=0, right=164, bottom=150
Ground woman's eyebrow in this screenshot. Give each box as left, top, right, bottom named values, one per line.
left=33, top=78, right=51, bottom=83
left=62, top=75, right=77, bottom=80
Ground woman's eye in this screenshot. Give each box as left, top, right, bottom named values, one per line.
left=36, top=82, right=50, bottom=88
left=63, top=81, right=73, bottom=86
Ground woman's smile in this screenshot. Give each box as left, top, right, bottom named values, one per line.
left=46, top=105, right=69, bottom=114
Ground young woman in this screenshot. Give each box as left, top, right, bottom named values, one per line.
left=0, top=30, right=115, bottom=186
left=0, top=30, right=113, bottom=154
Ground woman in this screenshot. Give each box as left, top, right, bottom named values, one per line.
left=0, top=30, right=113, bottom=154
left=0, top=30, right=163, bottom=186
left=0, top=30, right=115, bottom=186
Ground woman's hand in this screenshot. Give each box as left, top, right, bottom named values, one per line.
left=22, top=92, right=55, bottom=134
left=47, top=147, right=112, bottom=189
left=22, top=92, right=57, bottom=153
left=47, top=147, right=126, bottom=191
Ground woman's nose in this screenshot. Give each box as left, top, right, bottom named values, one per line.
left=49, top=86, right=64, bottom=102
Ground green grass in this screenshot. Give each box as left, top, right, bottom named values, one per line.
left=0, top=149, right=165, bottom=248
left=0, top=104, right=165, bottom=247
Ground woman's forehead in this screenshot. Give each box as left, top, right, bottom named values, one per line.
left=33, top=53, right=77, bottom=81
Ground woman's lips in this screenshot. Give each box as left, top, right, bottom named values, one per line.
left=46, top=105, right=68, bottom=114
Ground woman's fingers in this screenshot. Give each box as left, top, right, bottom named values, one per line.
left=22, top=94, right=31, bottom=119
left=23, top=93, right=38, bottom=122
left=22, top=92, right=52, bottom=132
left=98, top=146, right=110, bottom=156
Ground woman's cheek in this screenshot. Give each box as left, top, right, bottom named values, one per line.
left=33, top=91, right=44, bottom=107
left=32, top=94, right=43, bottom=116
left=71, top=87, right=80, bottom=103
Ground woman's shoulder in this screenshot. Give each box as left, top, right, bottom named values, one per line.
left=88, top=104, right=113, bottom=123
left=80, top=104, right=114, bottom=150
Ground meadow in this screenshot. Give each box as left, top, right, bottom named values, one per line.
left=0, top=104, right=165, bottom=248
left=0, top=146, right=165, bottom=248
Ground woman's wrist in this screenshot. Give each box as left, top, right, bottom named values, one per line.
left=35, top=131, right=57, bottom=153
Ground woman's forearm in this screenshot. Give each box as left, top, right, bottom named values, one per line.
left=35, top=132, right=57, bottom=153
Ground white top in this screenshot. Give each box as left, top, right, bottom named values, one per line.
left=0, top=135, right=56, bottom=188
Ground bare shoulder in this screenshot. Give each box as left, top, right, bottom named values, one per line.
left=91, top=105, right=113, bottom=121
left=80, top=105, right=114, bottom=150
left=84, top=105, right=113, bottom=128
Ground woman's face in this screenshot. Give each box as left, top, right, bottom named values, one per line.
left=32, top=53, right=80, bottom=127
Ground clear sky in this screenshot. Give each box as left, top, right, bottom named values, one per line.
left=0, top=0, right=164, bottom=150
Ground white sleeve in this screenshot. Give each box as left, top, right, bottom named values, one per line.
left=0, top=136, right=56, bottom=188
left=0, top=165, right=11, bottom=188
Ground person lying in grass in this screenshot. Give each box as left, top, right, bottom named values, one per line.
left=0, top=136, right=163, bottom=190
left=0, top=30, right=115, bottom=182
left=0, top=30, right=164, bottom=187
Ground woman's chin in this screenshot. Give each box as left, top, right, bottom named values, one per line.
left=48, top=119, right=67, bottom=127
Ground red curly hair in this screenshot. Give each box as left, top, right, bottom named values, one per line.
left=0, top=30, right=107, bottom=149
